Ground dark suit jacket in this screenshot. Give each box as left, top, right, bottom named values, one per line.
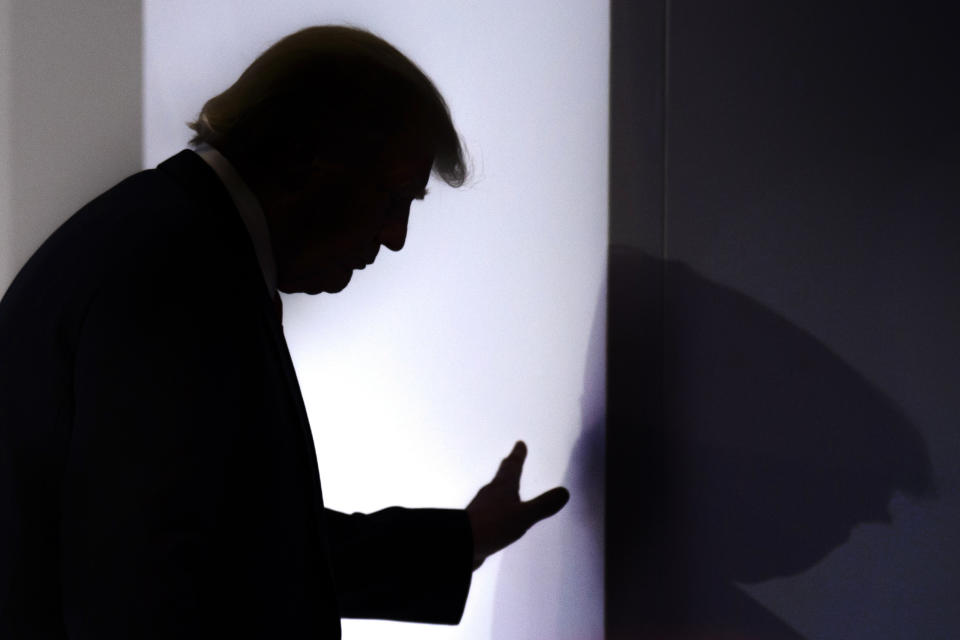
left=0, top=150, right=473, bottom=639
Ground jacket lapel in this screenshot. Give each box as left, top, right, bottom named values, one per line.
left=158, top=149, right=332, bottom=548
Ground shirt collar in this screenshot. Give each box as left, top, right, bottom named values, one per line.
left=192, top=143, right=279, bottom=299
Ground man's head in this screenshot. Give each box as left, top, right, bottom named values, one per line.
left=187, top=26, right=467, bottom=293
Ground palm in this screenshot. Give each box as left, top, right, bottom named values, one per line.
left=466, top=441, right=570, bottom=570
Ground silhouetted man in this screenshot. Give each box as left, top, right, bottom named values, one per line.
left=0, top=26, right=569, bottom=639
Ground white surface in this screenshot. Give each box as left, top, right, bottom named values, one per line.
left=0, top=0, right=141, bottom=293
left=0, top=0, right=12, bottom=290
left=144, top=2, right=607, bottom=638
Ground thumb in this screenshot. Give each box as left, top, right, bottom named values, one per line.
left=522, top=487, right=570, bottom=527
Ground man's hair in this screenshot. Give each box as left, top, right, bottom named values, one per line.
left=187, top=25, right=467, bottom=187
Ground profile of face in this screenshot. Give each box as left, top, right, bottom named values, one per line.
left=267, top=138, right=433, bottom=294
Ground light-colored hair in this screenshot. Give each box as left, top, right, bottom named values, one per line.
left=187, top=26, right=467, bottom=187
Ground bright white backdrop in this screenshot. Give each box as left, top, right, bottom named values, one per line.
left=144, top=2, right=607, bottom=638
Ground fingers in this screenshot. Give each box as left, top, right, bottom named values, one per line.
left=495, top=440, right=527, bottom=487
left=523, top=486, right=570, bottom=526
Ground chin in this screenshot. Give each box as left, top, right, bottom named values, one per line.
left=284, top=268, right=352, bottom=295
left=320, top=279, right=350, bottom=294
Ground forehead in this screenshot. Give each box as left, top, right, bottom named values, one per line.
left=376, top=130, right=433, bottom=179
left=380, top=147, right=433, bottom=189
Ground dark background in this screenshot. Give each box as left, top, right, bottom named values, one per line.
left=609, top=1, right=958, bottom=637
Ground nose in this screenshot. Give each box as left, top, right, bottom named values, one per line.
left=378, top=211, right=409, bottom=252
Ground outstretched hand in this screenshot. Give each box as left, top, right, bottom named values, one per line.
left=466, top=441, right=570, bottom=570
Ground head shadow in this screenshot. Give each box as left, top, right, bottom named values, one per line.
left=607, top=245, right=936, bottom=637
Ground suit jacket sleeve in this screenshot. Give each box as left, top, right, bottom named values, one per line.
left=324, top=506, right=474, bottom=624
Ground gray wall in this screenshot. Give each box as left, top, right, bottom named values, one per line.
left=0, top=0, right=141, bottom=293
left=610, top=1, right=958, bottom=637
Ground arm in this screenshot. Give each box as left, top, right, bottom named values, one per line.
left=325, top=506, right=473, bottom=623
left=325, top=441, right=569, bottom=623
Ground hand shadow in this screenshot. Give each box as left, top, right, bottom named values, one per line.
left=488, top=267, right=606, bottom=640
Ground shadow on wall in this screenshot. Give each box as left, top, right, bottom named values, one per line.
left=607, top=245, right=935, bottom=639
left=489, top=277, right=606, bottom=639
